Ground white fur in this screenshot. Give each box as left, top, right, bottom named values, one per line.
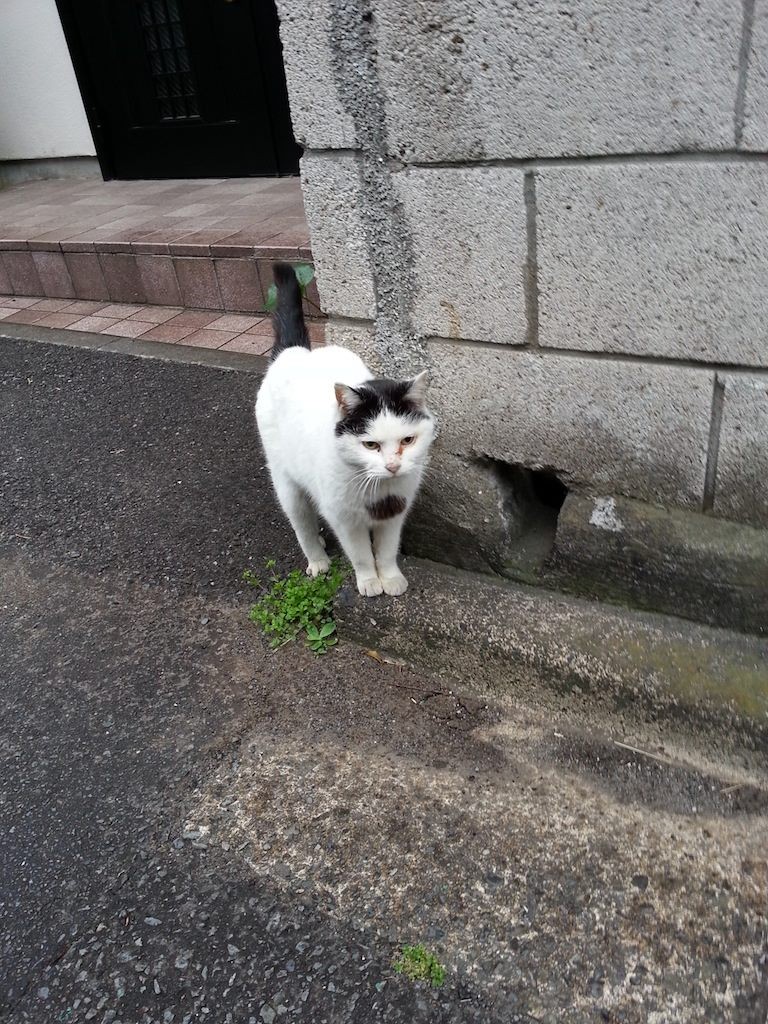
left=255, top=345, right=435, bottom=596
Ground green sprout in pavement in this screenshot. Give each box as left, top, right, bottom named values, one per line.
left=243, top=557, right=347, bottom=654
left=393, top=945, right=446, bottom=987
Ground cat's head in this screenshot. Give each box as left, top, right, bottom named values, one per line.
left=334, top=371, right=435, bottom=479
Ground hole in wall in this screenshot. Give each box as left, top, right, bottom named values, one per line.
left=527, top=468, right=569, bottom=512
left=482, top=459, right=569, bottom=579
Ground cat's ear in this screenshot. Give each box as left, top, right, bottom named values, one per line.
left=404, top=370, right=429, bottom=408
left=334, top=383, right=363, bottom=415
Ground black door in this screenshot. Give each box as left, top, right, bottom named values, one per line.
left=56, top=0, right=300, bottom=179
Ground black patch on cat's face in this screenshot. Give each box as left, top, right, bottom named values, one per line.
left=335, top=378, right=428, bottom=437
left=366, top=495, right=407, bottom=520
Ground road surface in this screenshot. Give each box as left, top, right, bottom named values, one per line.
left=1, top=335, right=766, bottom=1023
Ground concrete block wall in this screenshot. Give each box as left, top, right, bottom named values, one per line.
left=277, top=0, right=768, bottom=558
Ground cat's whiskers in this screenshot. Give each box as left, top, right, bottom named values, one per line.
left=370, top=476, right=384, bottom=504
left=349, top=468, right=377, bottom=503
left=351, top=481, right=371, bottom=503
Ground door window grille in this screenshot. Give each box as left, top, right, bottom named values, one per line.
left=137, top=0, right=200, bottom=120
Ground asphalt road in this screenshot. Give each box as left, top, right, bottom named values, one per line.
left=0, top=335, right=766, bottom=1024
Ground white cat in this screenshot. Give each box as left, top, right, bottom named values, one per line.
left=255, top=263, right=435, bottom=597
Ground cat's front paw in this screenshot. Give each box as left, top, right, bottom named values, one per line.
left=306, top=556, right=331, bottom=577
left=380, top=572, right=408, bottom=596
left=357, top=575, right=384, bottom=597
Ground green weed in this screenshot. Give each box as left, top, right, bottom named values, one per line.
left=305, top=620, right=338, bottom=654
left=393, top=945, right=446, bottom=988
left=244, top=558, right=346, bottom=654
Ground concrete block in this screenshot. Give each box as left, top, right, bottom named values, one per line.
left=300, top=154, right=376, bottom=320
left=546, top=493, right=768, bottom=636
left=396, top=167, right=528, bottom=342
left=324, top=319, right=383, bottom=374
left=714, top=374, right=768, bottom=527
left=428, top=342, right=713, bottom=509
left=537, top=163, right=768, bottom=365
left=404, top=451, right=516, bottom=575
left=275, top=0, right=358, bottom=149
left=324, top=319, right=430, bottom=381
left=375, top=0, right=741, bottom=161
left=742, top=0, right=768, bottom=150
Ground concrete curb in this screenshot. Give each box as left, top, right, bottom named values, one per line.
left=336, top=559, right=768, bottom=750
left=545, top=493, right=768, bottom=636
left=0, top=322, right=270, bottom=375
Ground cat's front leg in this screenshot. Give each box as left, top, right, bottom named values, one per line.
left=372, top=515, right=408, bottom=596
left=271, top=470, right=329, bottom=577
left=334, top=522, right=382, bottom=597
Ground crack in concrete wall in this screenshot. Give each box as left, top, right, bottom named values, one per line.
left=523, top=171, right=540, bottom=349
left=703, top=377, right=726, bottom=512
left=734, top=0, right=758, bottom=146
left=326, top=0, right=424, bottom=376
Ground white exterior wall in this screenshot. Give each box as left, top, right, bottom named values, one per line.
left=0, top=0, right=95, bottom=161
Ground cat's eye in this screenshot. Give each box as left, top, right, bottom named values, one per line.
left=362, top=440, right=380, bottom=450
left=401, top=436, right=416, bottom=445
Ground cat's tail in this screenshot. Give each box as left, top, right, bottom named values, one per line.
left=270, top=262, right=310, bottom=361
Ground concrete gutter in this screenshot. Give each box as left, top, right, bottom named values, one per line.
left=336, top=559, right=768, bottom=752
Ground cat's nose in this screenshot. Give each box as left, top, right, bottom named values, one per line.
left=385, top=462, right=399, bottom=475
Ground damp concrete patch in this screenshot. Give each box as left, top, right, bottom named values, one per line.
left=188, top=702, right=768, bottom=1024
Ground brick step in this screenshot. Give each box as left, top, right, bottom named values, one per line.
left=0, top=242, right=320, bottom=318
left=0, top=177, right=321, bottom=317
left=0, top=294, right=325, bottom=358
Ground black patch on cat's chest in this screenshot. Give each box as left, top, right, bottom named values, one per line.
left=367, top=495, right=407, bottom=520
left=335, top=378, right=427, bottom=436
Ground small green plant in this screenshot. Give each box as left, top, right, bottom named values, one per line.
left=264, top=263, right=315, bottom=313
left=393, top=945, right=446, bottom=988
left=305, top=621, right=337, bottom=654
left=243, top=557, right=346, bottom=653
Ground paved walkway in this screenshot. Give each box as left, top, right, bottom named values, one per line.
left=0, top=333, right=766, bottom=1024
left=0, top=176, right=308, bottom=254
left=0, top=177, right=316, bottom=315
left=0, top=294, right=324, bottom=357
